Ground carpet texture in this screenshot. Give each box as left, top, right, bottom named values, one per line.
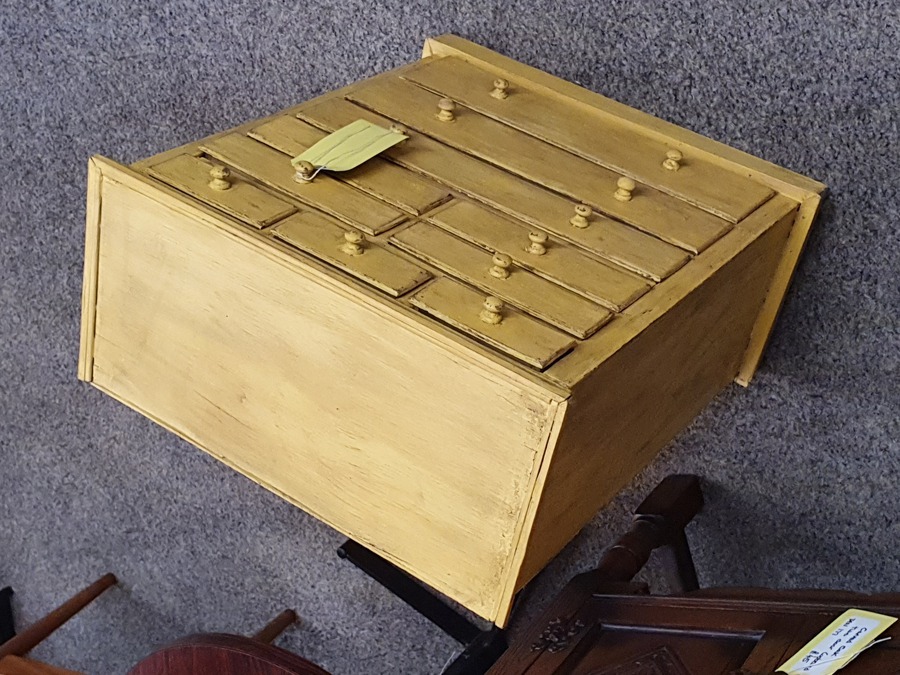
left=1, top=1, right=898, bottom=673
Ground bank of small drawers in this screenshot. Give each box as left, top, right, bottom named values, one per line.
left=145, top=54, right=775, bottom=378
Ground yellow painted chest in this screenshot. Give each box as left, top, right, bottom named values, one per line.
left=78, top=35, right=825, bottom=625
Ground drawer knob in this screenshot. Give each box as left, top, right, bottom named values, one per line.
left=294, top=160, right=317, bottom=184
left=527, top=231, right=548, bottom=255
left=569, top=204, right=592, bottom=229
left=490, top=253, right=512, bottom=279
left=614, top=176, right=636, bottom=202
left=663, top=149, right=683, bottom=171
left=479, top=296, right=504, bottom=325
left=340, top=229, right=366, bottom=256
left=491, top=78, right=510, bottom=100
left=208, top=165, right=232, bottom=191
left=437, top=98, right=457, bottom=122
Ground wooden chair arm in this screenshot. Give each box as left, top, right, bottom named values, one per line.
left=0, top=574, right=117, bottom=659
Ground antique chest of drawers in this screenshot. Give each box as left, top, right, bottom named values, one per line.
left=78, top=35, right=825, bottom=625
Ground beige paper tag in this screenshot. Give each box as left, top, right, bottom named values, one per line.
left=777, top=609, right=896, bottom=674
left=291, top=119, right=408, bottom=173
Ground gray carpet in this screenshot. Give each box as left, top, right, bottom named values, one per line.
left=1, top=1, right=898, bottom=673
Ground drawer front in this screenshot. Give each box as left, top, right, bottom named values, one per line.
left=147, top=154, right=296, bottom=228
left=297, top=96, right=690, bottom=281
left=403, top=56, right=775, bottom=223
left=202, top=133, right=408, bottom=235
left=425, top=200, right=651, bottom=311
left=273, top=211, right=431, bottom=297
left=249, top=115, right=450, bottom=215
left=391, top=221, right=612, bottom=339
left=410, top=277, right=575, bottom=370
left=346, top=74, right=733, bottom=255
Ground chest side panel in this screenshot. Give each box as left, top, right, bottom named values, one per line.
left=513, top=198, right=800, bottom=590
left=84, top=161, right=560, bottom=621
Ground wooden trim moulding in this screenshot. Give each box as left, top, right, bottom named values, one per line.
left=77, top=157, right=105, bottom=382
left=736, top=192, right=823, bottom=385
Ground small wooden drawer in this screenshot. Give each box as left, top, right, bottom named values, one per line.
left=391, top=221, right=612, bottom=339
left=410, top=277, right=576, bottom=369
left=80, top=36, right=825, bottom=627
left=147, top=154, right=296, bottom=229
left=424, top=199, right=655, bottom=307
left=274, top=212, right=431, bottom=298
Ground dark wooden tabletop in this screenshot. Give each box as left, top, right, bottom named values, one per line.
left=128, top=633, right=331, bottom=675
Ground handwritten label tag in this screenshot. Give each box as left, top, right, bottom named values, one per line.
left=291, top=119, right=407, bottom=173
left=777, top=609, right=896, bottom=675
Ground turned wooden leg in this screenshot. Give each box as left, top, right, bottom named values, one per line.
left=252, top=609, right=298, bottom=644
left=0, top=573, right=117, bottom=658
left=593, top=475, right=703, bottom=587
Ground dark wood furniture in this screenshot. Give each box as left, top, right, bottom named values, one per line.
left=0, top=575, right=310, bottom=675
left=6, top=475, right=897, bottom=674
left=487, top=475, right=900, bottom=674
left=127, top=609, right=317, bottom=675
left=128, top=633, right=330, bottom=675
left=0, top=573, right=117, bottom=674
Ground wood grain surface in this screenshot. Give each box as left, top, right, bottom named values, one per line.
left=79, top=36, right=825, bottom=625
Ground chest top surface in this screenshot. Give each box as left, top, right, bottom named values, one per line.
left=132, top=35, right=825, bottom=393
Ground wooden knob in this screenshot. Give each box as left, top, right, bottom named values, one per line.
left=208, top=165, right=232, bottom=191
left=437, top=98, right=457, bottom=122
left=479, top=296, right=504, bottom=325
left=569, top=204, right=592, bottom=229
left=614, top=176, right=636, bottom=202
left=490, top=253, right=512, bottom=279
left=527, top=231, right=548, bottom=255
left=390, top=123, right=408, bottom=135
left=491, top=78, right=510, bottom=100
left=340, top=229, right=365, bottom=256
left=294, top=160, right=316, bottom=184
left=663, top=149, right=683, bottom=171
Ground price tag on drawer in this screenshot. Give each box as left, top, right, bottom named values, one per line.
left=290, top=119, right=409, bottom=181
left=250, top=116, right=450, bottom=216
left=202, top=133, right=408, bottom=236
